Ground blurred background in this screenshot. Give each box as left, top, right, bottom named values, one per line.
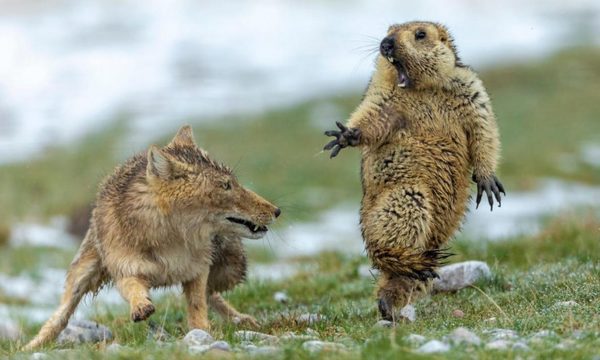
left=0, top=0, right=599, bottom=345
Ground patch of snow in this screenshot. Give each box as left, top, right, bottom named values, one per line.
left=581, top=143, right=600, bottom=167
left=9, top=217, right=76, bottom=249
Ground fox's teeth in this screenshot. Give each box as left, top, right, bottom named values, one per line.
left=253, top=225, right=259, bottom=232
left=387, top=57, right=394, bottom=63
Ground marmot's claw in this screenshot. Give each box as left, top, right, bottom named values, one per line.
left=474, top=174, right=506, bottom=211
left=378, top=298, right=394, bottom=321
left=323, top=122, right=361, bottom=158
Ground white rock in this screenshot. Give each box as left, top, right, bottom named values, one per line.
left=280, top=332, right=319, bottom=341
left=405, top=334, right=426, bottom=345
left=0, top=319, right=21, bottom=341
left=416, top=340, right=450, bottom=353
left=296, top=313, right=326, bottom=325
left=302, top=340, right=346, bottom=353
left=242, top=344, right=280, bottom=355
left=554, top=300, right=578, bottom=307
left=483, top=328, right=519, bottom=340
left=374, top=320, right=394, bottom=329
left=512, top=341, right=530, bottom=351
left=188, top=345, right=210, bottom=354
left=531, top=329, right=555, bottom=339
left=210, top=340, right=231, bottom=352
left=448, top=327, right=481, bottom=346
left=273, top=291, right=289, bottom=303
left=234, top=330, right=278, bottom=344
left=30, top=353, right=49, bottom=360
left=57, top=320, right=112, bottom=345
left=358, top=264, right=379, bottom=278
left=399, top=304, right=416, bottom=322
left=182, top=329, right=214, bottom=346
left=434, top=261, right=491, bottom=292
left=485, top=339, right=512, bottom=350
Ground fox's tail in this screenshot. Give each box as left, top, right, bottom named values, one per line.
left=368, top=245, right=452, bottom=281
left=23, top=235, right=105, bottom=351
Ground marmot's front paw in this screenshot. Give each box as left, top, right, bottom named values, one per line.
left=323, top=121, right=361, bottom=158
left=472, top=174, right=506, bottom=211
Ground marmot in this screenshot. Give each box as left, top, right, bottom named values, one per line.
left=25, top=125, right=281, bottom=350
left=324, top=21, right=505, bottom=320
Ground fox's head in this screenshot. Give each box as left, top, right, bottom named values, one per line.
left=145, top=125, right=280, bottom=239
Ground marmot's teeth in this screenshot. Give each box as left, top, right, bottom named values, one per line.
left=387, top=57, right=395, bottom=63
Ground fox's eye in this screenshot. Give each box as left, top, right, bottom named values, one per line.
left=415, top=30, right=426, bottom=40
left=222, top=181, right=232, bottom=190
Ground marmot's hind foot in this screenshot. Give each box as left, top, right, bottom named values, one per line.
left=131, top=300, right=155, bottom=322
left=378, top=298, right=394, bottom=321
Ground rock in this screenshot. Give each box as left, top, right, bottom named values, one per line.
left=416, top=340, right=450, bottom=353
left=448, top=327, right=481, bottom=346
left=296, top=313, right=326, bottom=325
left=234, top=330, right=278, bottom=344
left=30, top=353, right=49, bottom=360
left=280, top=331, right=319, bottom=341
left=554, top=300, right=578, bottom=307
left=512, top=341, right=530, bottom=351
left=374, top=320, right=394, bottom=329
left=399, top=304, right=416, bottom=322
left=452, top=309, right=465, bottom=318
left=483, top=328, right=519, bottom=340
left=529, top=329, right=556, bottom=344
left=405, top=334, right=426, bottom=345
left=210, top=340, right=231, bottom=352
left=485, top=339, right=512, bottom=350
left=182, top=329, right=214, bottom=346
left=57, top=319, right=112, bottom=345
left=302, top=340, right=347, bottom=353
left=188, top=345, right=211, bottom=354
left=273, top=291, right=289, bottom=303
left=433, top=261, right=491, bottom=292
left=0, top=319, right=21, bottom=341
left=241, top=344, right=281, bottom=355
left=555, top=339, right=576, bottom=350
left=358, top=264, right=379, bottom=278
left=189, top=341, right=232, bottom=354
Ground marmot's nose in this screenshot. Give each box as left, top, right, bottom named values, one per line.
left=380, top=37, right=395, bottom=57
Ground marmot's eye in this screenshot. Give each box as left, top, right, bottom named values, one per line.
left=415, top=30, right=427, bottom=40
left=222, top=181, right=232, bottom=190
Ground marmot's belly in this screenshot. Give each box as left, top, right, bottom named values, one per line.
left=361, top=138, right=470, bottom=245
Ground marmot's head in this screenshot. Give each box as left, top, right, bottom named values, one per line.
left=377, top=21, right=463, bottom=89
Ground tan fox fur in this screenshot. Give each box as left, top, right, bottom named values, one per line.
left=24, top=125, right=280, bottom=350
left=324, top=22, right=504, bottom=320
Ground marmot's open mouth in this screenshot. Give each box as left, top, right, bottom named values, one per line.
left=227, top=217, right=268, bottom=233
left=386, top=56, right=409, bottom=88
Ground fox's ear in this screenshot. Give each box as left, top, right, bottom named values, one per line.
left=169, top=125, right=196, bottom=147
left=147, top=145, right=174, bottom=180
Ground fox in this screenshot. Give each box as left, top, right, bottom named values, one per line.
left=24, top=125, right=281, bottom=350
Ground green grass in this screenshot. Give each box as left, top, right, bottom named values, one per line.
left=1, top=215, right=599, bottom=359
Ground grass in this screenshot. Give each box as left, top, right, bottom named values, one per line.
left=1, top=214, right=599, bottom=359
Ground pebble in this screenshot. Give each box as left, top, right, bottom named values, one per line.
left=416, top=340, right=450, bottom=353
left=182, top=329, right=214, bottom=346
left=0, top=319, right=21, bottom=341
left=483, top=328, right=519, bottom=340
left=433, top=261, right=491, bottom=292
left=210, top=340, right=232, bottom=352
left=405, top=334, right=426, bottom=345
left=452, top=309, right=465, bottom=318
left=242, top=344, right=281, bottom=355
left=280, top=331, right=319, bottom=341
left=57, top=319, right=112, bottom=345
left=273, top=291, right=289, bottom=303
left=512, top=341, right=530, bottom=351
left=399, top=304, right=416, bottom=322
left=234, top=330, right=278, bottom=344
left=296, top=313, right=326, bottom=325
left=374, top=320, right=394, bottom=328
left=302, top=340, right=347, bottom=353
left=30, top=353, right=49, bottom=360
left=485, top=339, right=512, bottom=350
left=554, top=300, right=578, bottom=307
left=448, top=327, right=481, bottom=346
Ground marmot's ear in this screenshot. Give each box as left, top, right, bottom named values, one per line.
left=147, top=145, right=174, bottom=180
left=168, top=125, right=196, bottom=147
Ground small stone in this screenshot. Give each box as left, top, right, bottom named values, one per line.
left=0, top=319, right=21, bottom=341
left=242, top=344, right=280, bottom=355
left=405, top=334, right=426, bottom=345
left=188, top=345, right=210, bottom=354
left=485, top=339, right=512, bottom=350
left=512, top=341, right=530, bottom=351
left=106, top=343, right=125, bottom=352
left=296, top=313, right=326, bottom=325
left=448, top=327, right=481, bottom=346
left=483, top=328, right=519, bottom=340
left=280, top=332, right=319, bottom=341
left=302, top=340, right=347, bottom=353
left=416, top=340, right=450, bottom=353
left=554, top=300, right=578, bottom=307
left=452, top=309, right=465, bottom=318
left=182, top=329, right=214, bottom=346
left=374, top=320, right=394, bottom=329
left=358, top=264, right=379, bottom=278
left=57, top=319, right=112, bottom=345
left=234, top=330, right=278, bottom=344
left=273, top=291, right=289, bottom=303
left=210, top=340, right=231, bottom=352
left=433, top=261, right=491, bottom=292
left=531, top=329, right=555, bottom=339
left=399, top=304, right=416, bottom=322
left=484, top=317, right=497, bottom=323
left=555, top=339, right=576, bottom=350
left=30, top=353, right=49, bottom=360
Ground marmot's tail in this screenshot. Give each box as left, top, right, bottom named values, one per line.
left=368, top=246, right=452, bottom=281
left=23, top=239, right=104, bottom=351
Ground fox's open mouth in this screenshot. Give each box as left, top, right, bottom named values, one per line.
left=386, top=56, right=410, bottom=88
left=227, top=217, right=268, bottom=234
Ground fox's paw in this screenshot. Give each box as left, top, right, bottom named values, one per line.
left=131, top=299, right=155, bottom=322
left=323, top=121, right=361, bottom=158
left=472, top=174, right=506, bottom=211
left=233, top=314, right=260, bottom=329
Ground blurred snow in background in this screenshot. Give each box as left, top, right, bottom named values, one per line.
left=1, top=0, right=599, bottom=163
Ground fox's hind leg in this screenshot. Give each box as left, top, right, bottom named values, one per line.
left=115, top=277, right=155, bottom=322
left=23, top=236, right=105, bottom=351
left=208, top=293, right=259, bottom=328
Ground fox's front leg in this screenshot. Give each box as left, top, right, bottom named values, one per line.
left=116, top=277, right=155, bottom=322
left=183, top=270, right=211, bottom=330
